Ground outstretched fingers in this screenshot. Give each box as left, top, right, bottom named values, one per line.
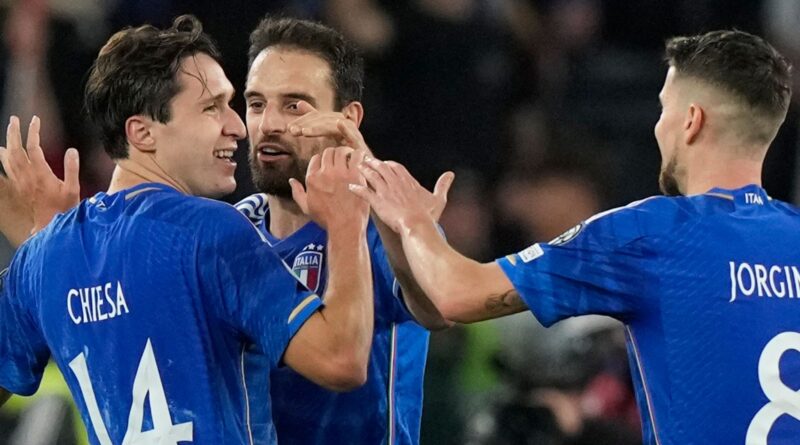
left=290, top=178, right=309, bottom=215
left=433, top=171, right=455, bottom=202
left=348, top=181, right=376, bottom=204
left=358, top=158, right=390, bottom=192
left=5, top=117, right=34, bottom=193
left=337, top=120, right=371, bottom=154
left=63, top=148, right=81, bottom=204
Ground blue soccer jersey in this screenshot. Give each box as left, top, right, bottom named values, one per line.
left=0, top=183, right=321, bottom=445
left=497, top=185, right=800, bottom=445
left=236, top=194, right=429, bottom=445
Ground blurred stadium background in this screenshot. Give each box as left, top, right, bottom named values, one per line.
left=1, top=0, right=798, bottom=443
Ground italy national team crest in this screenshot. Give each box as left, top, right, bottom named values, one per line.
left=292, top=244, right=325, bottom=292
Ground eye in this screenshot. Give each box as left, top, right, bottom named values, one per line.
left=248, top=100, right=265, bottom=112
left=203, top=103, right=218, bottom=113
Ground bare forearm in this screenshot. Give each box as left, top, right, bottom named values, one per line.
left=400, top=217, right=527, bottom=323
left=373, top=216, right=452, bottom=330
left=285, top=225, right=374, bottom=390
left=318, top=225, right=374, bottom=369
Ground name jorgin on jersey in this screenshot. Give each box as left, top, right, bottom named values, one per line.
left=729, top=261, right=800, bottom=303
left=68, top=281, right=130, bottom=325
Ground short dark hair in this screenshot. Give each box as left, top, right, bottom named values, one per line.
left=84, top=15, right=222, bottom=159
left=665, top=30, right=792, bottom=143
left=248, top=17, right=364, bottom=109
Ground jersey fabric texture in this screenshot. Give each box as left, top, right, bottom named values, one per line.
left=0, top=183, right=320, bottom=445
left=497, top=185, right=800, bottom=445
left=236, top=193, right=429, bottom=445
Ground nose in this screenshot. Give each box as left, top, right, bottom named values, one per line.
left=258, top=103, right=287, bottom=136
left=223, top=106, right=247, bottom=140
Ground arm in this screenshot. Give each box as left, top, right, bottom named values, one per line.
left=290, top=109, right=454, bottom=329
left=370, top=178, right=455, bottom=330
left=0, top=116, right=80, bottom=247
left=282, top=147, right=374, bottom=391
left=0, top=169, right=33, bottom=248
left=352, top=158, right=529, bottom=324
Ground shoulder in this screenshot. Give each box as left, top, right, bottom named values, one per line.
left=127, top=193, right=268, bottom=251
left=596, top=194, right=700, bottom=226
left=192, top=198, right=269, bottom=247
left=769, top=197, right=800, bottom=217
left=564, top=195, right=698, bottom=248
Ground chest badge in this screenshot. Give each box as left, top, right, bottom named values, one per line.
left=292, top=243, right=324, bottom=292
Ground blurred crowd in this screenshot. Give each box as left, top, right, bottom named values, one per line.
left=1, top=0, right=799, bottom=444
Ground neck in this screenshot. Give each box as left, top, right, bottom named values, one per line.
left=107, top=156, right=190, bottom=195
left=683, top=154, right=764, bottom=196
left=267, top=194, right=310, bottom=239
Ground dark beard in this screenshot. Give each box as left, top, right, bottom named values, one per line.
left=658, top=155, right=682, bottom=196
left=249, top=151, right=309, bottom=199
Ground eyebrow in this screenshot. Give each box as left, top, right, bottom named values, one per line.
left=243, top=90, right=317, bottom=107
left=204, top=89, right=235, bottom=105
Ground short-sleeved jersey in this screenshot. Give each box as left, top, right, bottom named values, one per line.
left=236, top=194, right=429, bottom=445
left=0, top=183, right=321, bottom=445
left=497, top=185, right=800, bottom=445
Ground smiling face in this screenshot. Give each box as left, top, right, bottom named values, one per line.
left=149, top=53, right=246, bottom=198
left=245, top=47, right=339, bottom=198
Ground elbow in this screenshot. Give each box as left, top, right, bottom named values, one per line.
left=319, top=355, right=368, bottom=392
left=419, top=315, right=456, bottom=331
left=437, top=295, right=480, bottom=325
left=429, top=285, right=473, bottom=325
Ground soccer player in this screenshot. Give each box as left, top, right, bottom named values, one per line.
left=352, top=30, right=800, bottom=444
left=0, top=16, right=450, bottom=445
left=235, top=17, right=452, bottom=444
left=0, top=15, right=374, bottom=445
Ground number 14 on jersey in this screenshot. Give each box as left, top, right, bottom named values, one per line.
left=69, top=339, right=193, bottom=444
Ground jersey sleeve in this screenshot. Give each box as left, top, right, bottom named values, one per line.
left=496, top=204, right=652, bottom=327
left=200, top=207, right=322, bottom=365
left=0, top=246, right=51, bottom=395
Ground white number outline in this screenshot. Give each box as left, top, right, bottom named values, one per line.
left=745, top=331, right=800, bottom=444
left=69, top=339, right=193, bottom=444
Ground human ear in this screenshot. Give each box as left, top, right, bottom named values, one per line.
left=125, top=116, right=157, bottom=154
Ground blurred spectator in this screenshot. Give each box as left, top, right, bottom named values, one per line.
left=420, top=169, right=497, bottom=445
left=463, top=315, right=640, bottom=445
left=493, top=149, right=608, bottom=257
left=328, top=0, right=522, bottom=189
left=1, top=0, right=113, bottom=197
left=2, top=2, right=799, bottom=444
left=763, top=0, right=800, bottom=203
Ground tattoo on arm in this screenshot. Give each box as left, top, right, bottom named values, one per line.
left=484, top=289, right=526, bottom=317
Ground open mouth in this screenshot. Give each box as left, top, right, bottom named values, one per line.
left=257, top=144, right=292, bottom=162
left=214, top=148, right=236, bottom=163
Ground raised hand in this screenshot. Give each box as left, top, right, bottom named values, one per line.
left=0, top=141, right=33, bottom=246
left=0, top=116, right=80, bottom=237
left=350, top=157, right=454, bottom=233
left=290, top=146, right=370, bottom=231
left=287, top=101, right=372, bottom=156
